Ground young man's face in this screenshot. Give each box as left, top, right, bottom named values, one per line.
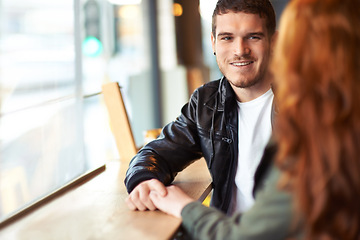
left=212, top=11, right=273, bottom=92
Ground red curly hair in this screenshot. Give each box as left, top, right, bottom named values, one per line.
left=272, top=0, right=360, bottom=239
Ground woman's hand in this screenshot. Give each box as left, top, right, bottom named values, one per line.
left=149, top=185, right=195, bottom=218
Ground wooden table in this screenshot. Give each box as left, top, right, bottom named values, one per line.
left=0, top=159, right=212, bottom=240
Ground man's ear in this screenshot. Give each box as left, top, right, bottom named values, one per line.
left=211, top=32, right=216, bottom=54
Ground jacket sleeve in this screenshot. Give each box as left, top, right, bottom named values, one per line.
left=181, top=166, right=300, bottom=240
left=124, top=89, right=204, bottom=193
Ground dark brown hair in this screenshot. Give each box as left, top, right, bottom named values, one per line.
left=212, top=0, right=276, bottom=37
left=272, top=0, right=360, bottom=239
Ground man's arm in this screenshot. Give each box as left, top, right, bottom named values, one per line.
left=124, top=89, right=204, bottom=210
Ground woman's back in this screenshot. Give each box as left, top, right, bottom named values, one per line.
left=272, top=0, right=360, bottom=239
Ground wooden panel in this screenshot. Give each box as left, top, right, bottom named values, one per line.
left=102, top=82, right=137, bottom=162
left=0, top=158, right=212, bottom=240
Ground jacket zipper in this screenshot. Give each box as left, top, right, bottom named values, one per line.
left=222, top=127, right=236, bottom=212
left=221, top=137, right=233, bottom=144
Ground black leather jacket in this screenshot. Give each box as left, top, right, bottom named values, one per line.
left=125, top=77, right=275, bottom=213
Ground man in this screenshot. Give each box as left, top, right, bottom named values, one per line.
left=125, top=0, right=277, bottom=214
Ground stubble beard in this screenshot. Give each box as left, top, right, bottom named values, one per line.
left=220, top=55, right=269, bottom=90
left=220, top=66, right=267, bottom=90
left=234, top=74, right=263, bottom=89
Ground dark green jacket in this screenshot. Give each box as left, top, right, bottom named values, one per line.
left=181, top=144, right=303, bottom=240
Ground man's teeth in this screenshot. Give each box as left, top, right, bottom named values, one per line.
left=232, top=62, right=252, bottom=66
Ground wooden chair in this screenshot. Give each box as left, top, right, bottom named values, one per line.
left=102, top=82, right=137, bottom=162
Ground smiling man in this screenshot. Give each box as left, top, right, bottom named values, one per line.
left=213, top=11, right=274, bottom=102
left=125, top=0, right=277, bottom=215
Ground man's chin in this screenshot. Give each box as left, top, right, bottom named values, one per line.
left=228, top=77, right=260, bottom=89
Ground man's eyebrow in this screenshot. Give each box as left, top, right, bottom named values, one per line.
left=216, top=31, right=266, bottom=38
left=217, top=32, right=233, bottom=37
left=248, top=32, right=265, bottom=37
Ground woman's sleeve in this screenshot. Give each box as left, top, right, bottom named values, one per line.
left=181, top=166, right=299, bottom=240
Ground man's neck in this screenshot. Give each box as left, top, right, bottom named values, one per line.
left=232, top=80, right=272, bottom=102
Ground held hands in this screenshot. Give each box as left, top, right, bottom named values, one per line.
left=126, top=179, right=195, bottom=218
left=125, top=179, right=167, bottom=211
left=150, top=185, right=195, bottom=218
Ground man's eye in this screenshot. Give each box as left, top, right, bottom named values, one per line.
left=249, top=36, right=261, bottom=40
left=221, top=36, right=232, bottom=40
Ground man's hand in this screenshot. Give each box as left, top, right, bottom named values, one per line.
left=125, top=179, right=167, bottom=211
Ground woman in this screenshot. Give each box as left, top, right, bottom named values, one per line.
left=149, top=0, right=360, bottom=239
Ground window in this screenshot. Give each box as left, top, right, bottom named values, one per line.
left=0, top=0, right=116, bottom=223
left=1, top=0, right=202, bottom=225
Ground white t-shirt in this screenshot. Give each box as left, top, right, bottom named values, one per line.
left=229, top=88, right=274, bottom=214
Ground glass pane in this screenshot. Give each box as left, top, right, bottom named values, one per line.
left=0, top=0, right=85, bottom=222
left=82, top=0, right=107, bottom=95
left=0, top=0, right=76, bottom=114
left=83, top=94, right=118, bottom=168
left=108, top=3, right=156, bottom=147
left=0, top=99, right=84, bottom=221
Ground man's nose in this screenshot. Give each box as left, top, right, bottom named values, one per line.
left=234, top=39, right=251, bottom=56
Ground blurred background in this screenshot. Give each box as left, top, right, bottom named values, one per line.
left=0, top=0, right=288, bottom=223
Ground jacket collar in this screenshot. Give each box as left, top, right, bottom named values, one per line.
left=221, top=76, right=236, bottom=106
left=221, top=77, right=238, bottom=116
left=203, top=76, right=237, bottom=111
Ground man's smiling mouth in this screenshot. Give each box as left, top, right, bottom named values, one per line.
left=231, top=61, right=254, bottom=66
